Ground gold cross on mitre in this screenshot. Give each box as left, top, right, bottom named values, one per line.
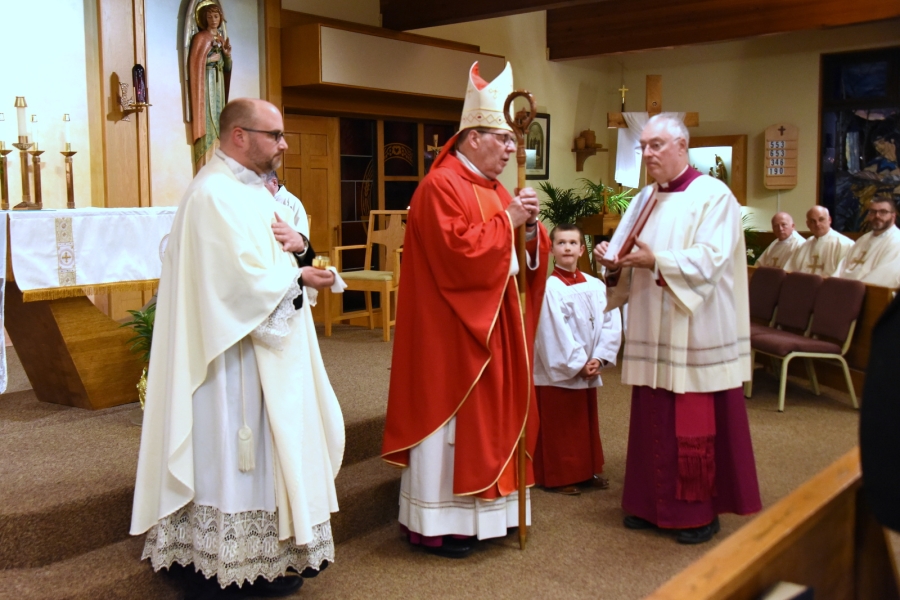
left=607, top=75, right=699, bottom=128
left=427, top=135, right=443, bottom=155
left=807, top=254, right=825, bottom=274
left=849, top=250, right=868, bottom=269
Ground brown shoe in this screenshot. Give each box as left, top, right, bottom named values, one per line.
left=586, top=475, right=610, bottom=489
left=545, top=485, right=581, bottom=496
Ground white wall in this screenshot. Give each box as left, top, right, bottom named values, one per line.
left=0, top=1, right=93, bottom=208
left=145, top=0, right=262, bottom=206
left=592, top=20, right=900, bottom=229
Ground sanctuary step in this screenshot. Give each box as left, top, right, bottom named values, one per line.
left=0, top=325, right=399, bottom=598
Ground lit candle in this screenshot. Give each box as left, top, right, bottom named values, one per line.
left=30, top=115, right=38, bottom=150
left=132, top=64, right=147, bottom=104
left=0, top=113, right=5, bottom=150
left=15, top=96, right=27, bottom=138
left=63, top=114, right=71, bottom=150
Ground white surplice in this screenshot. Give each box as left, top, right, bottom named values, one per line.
left=273, top=186, right=309, bottom=238
left=534, top=274, right=622, bottom=389
left=608, top=175, right=751, bottom=393
left=837, top=226, right=900, bottom=289
left=785, top=228, right=853, bottom=276
left=756, top=230, right=804, bottom=269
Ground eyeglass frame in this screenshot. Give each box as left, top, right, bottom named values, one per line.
left=476, top=129, right=517, bottom=148
left=238, top=126, right=286, bottom=143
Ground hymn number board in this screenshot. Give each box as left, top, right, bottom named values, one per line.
left=764, top=124, right=799, bottom=190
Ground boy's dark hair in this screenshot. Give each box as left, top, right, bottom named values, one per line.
left=549, top=223, right=584, bottom=243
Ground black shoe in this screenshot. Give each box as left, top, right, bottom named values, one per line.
left=423, top=536, right=475, bottom=559
left=238, top=575, right=303, bottom=597
left=623, top=515, right=658, bottom=530
left=675, top=517, right=720, bottom=545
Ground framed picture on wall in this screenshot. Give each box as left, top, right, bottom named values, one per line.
left=688, top=135, right=748, bottom=205
left=525, top=113, right=550, bottom=180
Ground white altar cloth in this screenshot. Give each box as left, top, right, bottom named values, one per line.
left=9, top=207, right=176, bottom=301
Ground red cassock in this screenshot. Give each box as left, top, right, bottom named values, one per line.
left=381, top=139, right=549, bottom=501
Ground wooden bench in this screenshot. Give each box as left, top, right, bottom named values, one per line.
left=648, top=447, right=900, bottom=600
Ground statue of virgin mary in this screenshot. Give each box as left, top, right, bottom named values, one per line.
left=183, top=0, right=231, bottom=172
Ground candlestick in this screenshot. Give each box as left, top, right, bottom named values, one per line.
left=15, top=97, right=27, bottom=138
left=27, top=149, right=44, bottom=209
left=30, top=115, right=38, bottom=151
left=61, top=150, right=77, bottom=209
left=12, top=137, right=36, bottom=210
left=0, top=146, right=12, bottom=210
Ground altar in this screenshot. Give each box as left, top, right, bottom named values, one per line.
left=2, top=207, right=175, bottom=409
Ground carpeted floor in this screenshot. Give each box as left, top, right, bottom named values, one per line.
left=1, top=328, right=897, bottom=600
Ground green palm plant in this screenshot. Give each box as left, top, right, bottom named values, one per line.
left=537, top=182, right=602, bottom=227
left=578, top=178, right=634, bottom=214
left=121, top=301, right=156, bottom=364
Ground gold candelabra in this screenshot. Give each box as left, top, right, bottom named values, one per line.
left=12, top=135, right=39, bottom=210
left=61, top=144, right=77, bottom=209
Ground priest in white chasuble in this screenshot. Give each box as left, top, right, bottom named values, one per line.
left=785, top=206, right=853, bottom=276
left=131, top=99, right=346, bottom=596
left=756, top=212, right=804, bottom=269
left=596, top=114, right=761, bottom=545
left=837, top=197, right=900, bottom=289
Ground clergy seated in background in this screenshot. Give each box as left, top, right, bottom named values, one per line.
left=756, top=211, right=804, bottom=269
left=533, top=224, right=622, bottom=496
left=596, top=114, right=761, bottom=545
left=381, top=61, right=550, bottom=559
left=837, top=196, right=900, bottom=289
left=131, top=99, right=347, bottom=598
left=784, top=206, right=853, bottom=276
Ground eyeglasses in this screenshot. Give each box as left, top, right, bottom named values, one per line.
left=239, top=127, right=285, bottom=143
left=478, top=130, right=517, bottom=148
left=640, top=138, right=677, bottom=154
left=867, top=208, right=894, bottom=217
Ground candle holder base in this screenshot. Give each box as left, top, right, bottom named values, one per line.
left=12, top=201, right=41, bottom=211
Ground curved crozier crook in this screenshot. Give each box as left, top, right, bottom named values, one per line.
left=503, top=90, right=537, bottom=141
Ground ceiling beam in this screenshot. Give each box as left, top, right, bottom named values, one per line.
left=381, top=0, right=603, bottom=32
left=547, top=0, right=900, bottom=60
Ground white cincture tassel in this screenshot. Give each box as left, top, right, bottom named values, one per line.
left=237, top=339, right=255, bottom=472
left=238, top=424, right=255, bottom=473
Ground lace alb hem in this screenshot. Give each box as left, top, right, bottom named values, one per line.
left=251, top=273, right=302, bottom=350
left=141, top=503, right=334, bottom=588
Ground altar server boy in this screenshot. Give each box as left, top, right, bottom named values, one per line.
left=534, top=224, right=622, bottom=495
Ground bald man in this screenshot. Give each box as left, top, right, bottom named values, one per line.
left=785, top=206, right=853, bottom=276
left=756, top=212, right=804, bottom=269
left=132, top=98, right=345, bottom=597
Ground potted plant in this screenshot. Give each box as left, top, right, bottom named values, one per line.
left=576, top=178, right=634, bottom=238
left=121, top=301, right=156, bottom=410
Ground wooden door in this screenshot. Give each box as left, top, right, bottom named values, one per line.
left=281, top=115, right=341, bottom=322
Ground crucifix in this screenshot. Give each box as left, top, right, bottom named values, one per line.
left=807, top=254, right=825, bottom=275
left=607, top=75, right=700, bottom=128
left=848, top=250, right=868, bottom=270
left=618, top=84, right=628, bottom=111
left=427, top=135, right=443, bottom=156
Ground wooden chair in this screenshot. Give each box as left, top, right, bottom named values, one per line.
left=323, top=210, right=406, bottom=342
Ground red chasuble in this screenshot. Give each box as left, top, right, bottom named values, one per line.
left=381, top=137, right=549, bottom=500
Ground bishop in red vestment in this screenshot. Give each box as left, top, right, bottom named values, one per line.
left=381, top=62, right=549, bottom=558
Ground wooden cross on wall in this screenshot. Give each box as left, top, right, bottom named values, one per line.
left=607, top=75, right=700, bottom=129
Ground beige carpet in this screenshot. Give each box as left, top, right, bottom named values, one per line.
left=2, top=329, right=897, bottom=599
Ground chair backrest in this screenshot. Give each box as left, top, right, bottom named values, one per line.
left=748, top=267, right=787, bottom=322
left=363, top=210, right=407, bottom=272
left=774, top=272, right=823, bottom=332
left=810, top=277, right=866, bottom=342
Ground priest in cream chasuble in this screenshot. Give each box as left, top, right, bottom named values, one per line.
left=785, top=206, right=853, bottom=276
left=598, top=114, right=761, bottom=545
left=131, top=99, right=345, bottom=591
left=756, top=212, right=804, bottom=269
left=837, top=197, right=900, bottom=289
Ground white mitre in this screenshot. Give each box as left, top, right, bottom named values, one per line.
left=459, top=61, right=514, bottom=133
